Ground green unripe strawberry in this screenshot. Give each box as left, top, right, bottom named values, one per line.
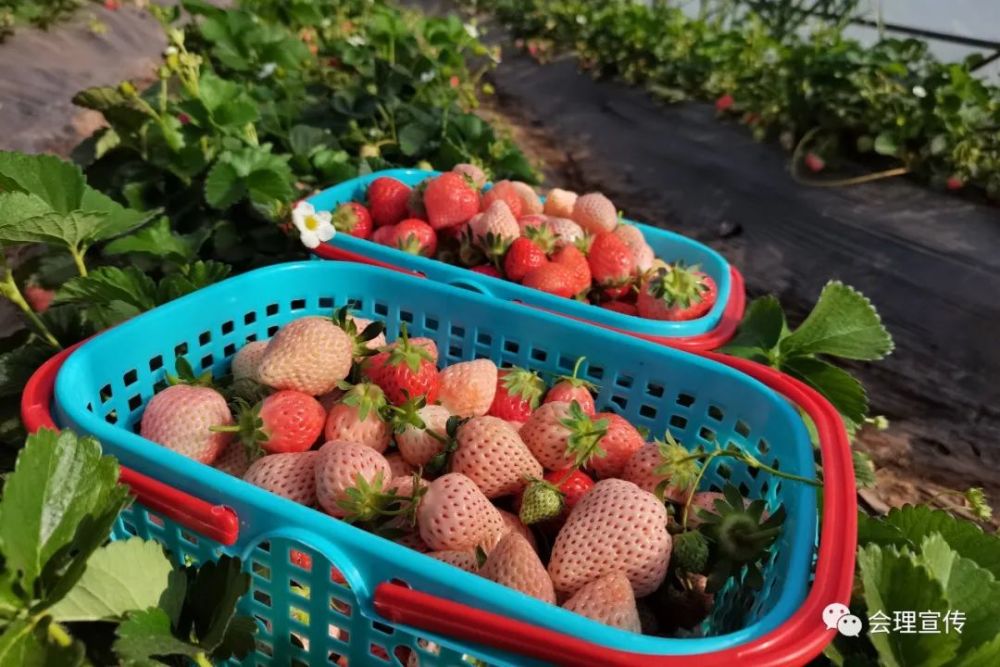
left=519, top=480, right=564, bottom=525
left=673, top=531, right=709, bottom=574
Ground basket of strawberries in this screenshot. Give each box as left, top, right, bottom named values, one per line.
left=303, top=168, right=745, bottom=352
left=29, top=261, right=853, bottom=666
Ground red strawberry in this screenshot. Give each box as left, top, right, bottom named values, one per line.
left=545, top=467, right=595, bottom=513
left=141, top=385, right=233, bottom=464
left=452, top=163, right=487, bottom=189
left=372, top=224, right=396, bottom=245
left=572, top=193, right=617, bottom=234
left=523, top=262, right=576, bottom=298
left=488, top=367, right=546, bottom=422
left=544, top=357, right=597, bottom=417
left=257, top=317, right=353, bottom=395
left=367, top=177, right=411, bottom=228
left=392, top=218, right=438, bottom=257
left=805, top=152, right=825, bottom=173
left=504, top=237, right=547, bottom=283
left=324, top=382, right=391, bottom=452
left=364, top=327, right=440, bottom=406
left=437, top=359, right=498, bottom=417
left=393, top=402, right=450, bottom=467
left=243, top=451, right=319, bottom=505
left=24, top=284, right=54, bottom=313
left=602, top=300, right=638, bottom=315
left=636, top=264, right=717, bottom=321
left=214, top=390, right=325, bottom=457
left=314, top=441, right=392, bottom=518
left=480, top=532, right=555, bottom=603
left=715, top=94, right=735, bottom=112
left=544, top=188, right=578, bottom=219
left=562, top=573, right=641, bottom=632
left=382, top=335, right=438, bottom=364
left=424, top=172, right=480, bottom=230
left=520, top=401, right=608, bottom=470
left=548, top=479, right=671, bottom=596
left=470, top=264, right=501, bottom=278
left=589, top=413, right=644, bottom=479
left=469, top=201, right=519, bottom=260
left=417, top=473, right=506, bottom=551
left=452, top=416, right=543, bottom=498
left=231, top=340, right=268, bottom=382
left=551, top=244, right=592, bottom=296
left=946, top=176, right=964, bottom=191
left=482, top=181, right=524, bottom=219
left=332, top=202, right=372, bottom=239
left=588, top=232, right=634, bottom=293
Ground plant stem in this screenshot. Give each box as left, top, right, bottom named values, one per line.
left=0, top=269, right=61, bottom=349
left=70, top=246, right=88, bottom=277
left=682, top=450, right=722, bottom=530
left=194, top=652, right=213, bottom=667
left=47, top=622, right=73, bottom=647
left=791, top=126, right=910, bottom=187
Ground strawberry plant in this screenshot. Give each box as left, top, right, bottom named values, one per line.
left=0, top=0, right=84, bottom=41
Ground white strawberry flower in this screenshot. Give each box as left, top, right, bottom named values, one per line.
left=291, top=201, right=335, bottom=249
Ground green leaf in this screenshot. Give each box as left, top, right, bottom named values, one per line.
left=0, top=430, right=123, bottom=593
left=114, top=607, right=204, bottom=666
left=213, top=100, right=259, bottom=128
left=157, top=261, right=232, bottom=302
left=0, top=617, right=86, bottom=667
left=858, top=543, right=959, bottom=667
left=288, top=125, right=337, bottom=158
left=781, top=356, right=868, bottom=426
left=779, top=282, right=894, bottom=361
left=954, top=634, right=1000, bottom=667
left=880, top=505, right=1000, bottom=578
left=722, top=295, right=785, bottom=353
left=0, top=343, right=54, bottom=399
left=103, top=217, right=210, bottom=263
left=57, top=266, right=159, bottom=313
left=179, top=555, right=253, bottom=656
left=245, top=168, right=293, bottom=207
left=198, top=72, right=242, bottom=114
left=0, top=211, right=107, bottom=252
left=857, top=511, right=908, bottom=547
left=874, top=132, right=899, bottom=157
left=0, top=192, right=54, bottom=227
left=47, top=538, right=173, bottom=622
left=0, top=151, right=85, bottom=214
left=204, top=162, right=245, bottom=210
left=852, top=449, right=877, bottom=489
left=72, top=87, right=155, bottom=134
left=78, top=187, right=150, bottom=240
left=399, top=124, right=432, bottom=156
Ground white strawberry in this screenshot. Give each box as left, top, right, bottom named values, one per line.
left=257, top=316, right=353, bottom=395
left=243, top=451, right=319, bottom=505
left=393, top=403, right=450, bottom=467
left=480, top=532, right=555, bottom=603
left=451, top=416, right=542, bottom=498
left=437, top=359, right=498, bottom=417
left=417, top=473, right=505, bottom=551
left=314, top=441, right=393, bottom=518
left=324, top=382, right=391, bottom=452
left=140, top=384, right=233, bottom=464
left=562, top=573, right=641, bottom=632
left=231, top=340, right=267, bottom=382
left=469, top=200, right=519, bottom=260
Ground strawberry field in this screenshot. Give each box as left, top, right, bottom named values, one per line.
left=0, top=1, right=998, bottom=666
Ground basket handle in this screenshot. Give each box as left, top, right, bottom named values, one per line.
left=21, top=342, right=241, bottom=546
left=374, top=354, right=856, bottom=667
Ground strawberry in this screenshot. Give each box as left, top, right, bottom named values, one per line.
left=523, top=262, right=576, bottom=298
left=480, top=532, right=556, bottom=603
left=804, top=152, right=825, bottom=173
left=367, top=177, right=411, bottom=228
left=551, top=244, right=592, bottom=296
left=231, top=340, right=268, bottom=382
left=572, top=192, right=617, bottom=234
left=392, top=218, right=438, bottom=257
left=715, top=94, right=735, bottom=112
left=417, top=473, right=506, bottom=551
left=636, top=264, right=717, bottom=321
left=213, top=441, right=251, bottom=477
left=621, top=439, right=695, bottom=504
left=685, top=492, right=726, bottom=529
left=601, top=301, right=638, bottom=316
left=437, top=359, right=498, bottom=417
left=424, top=172, right=481, bottom=230
left=451, top=416, right=543, bottom=498
left=543, top=188, right=578, bottom=219
left=257, top=317, right=353, bottom=395
left=386, top=451, right=416, bottom=478
left=214, top=390, right=325, bottom=457
left=481, top=181, right=524, bottom=219
left=469, top=201, right=519, bottom=260
left=497, top=508, right=537, bottom=551
left=546, top=217, right=585, bottom=248
left=244, top=451, right=320, bottom=505
left=517, top=467, right=594, bottom=526
left=588, top=232, right=635, bottom=293
left=332, top=202, right=373, bottom=239
left=562, top=573, right=641, bottom=632
left=382, top=335, right=439, bottom=365
left=372, top=224, right=397, bottom=245
left=511, top=181, right=544, bottom=215
left=324, top=382, right=391, bottom=452
left=520, top=401, right=608, bottom=470
left=613, top=224, right=654, bottom=275
left=488, top=367, right=546, bottom=422
left=452, top=163, right=488, bottom=189
left=503, top=237, right=547, bottom=283
left=24, top=284, right=54, bottom=313
left=364, top=326, right=440, bottom=406
left=548, top=478, right=671, bottom=597
left=946, top=176, right=964, bottom=191
left=396, top=530, right=431, bottom=554
left=140, top=385, right=233, bottom=464
left=332, top=308, right=386, bottom=359
left=470, top=264, right=501, bottom=278
left=544, top=357, right=597, bottom=417
left=545, top=468, right=595, bottom=513
left=391, top=399, right=450, bottom=467
left=314, top=441, right=393, bottom=518
left=407, top=179, right=429, bottom=219
left=317, top=387, right=346, bottom=412
left=589, top=413, right=644, bottom=478
left=428, top=549, right=480, bottom=573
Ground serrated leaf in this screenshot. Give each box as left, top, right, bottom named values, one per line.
left=198, top=72, right=242, bottom=114
left=288, top=125, right=337, bottom=158
left=103, top=217, right=209, bottom=263
left=881, top=505, right=1000, bottom=578
left=0, top=343, right=54, bottom=398
left=722, top=295, right=785, bottom=353
left=213, top=100, right=259, bottom=128
left=852, top=449, right=877, bottom=489
left=0, top=211, right=107, bottom=252
left=0, top=192, right=54, bottom=227
left=0, top=617, right=86, bottom=667
left=204, top=162, right=244, bottom=210
left=48, top=538, right=173, bottom=622
left=245, top=167, right=293, bottom=206
left=0, top=151, right=85, bottom=214
left=72, top=86, right=154, bottom=134
left=158, top=261, right=231, bottom=303
left=781, top=356, right=868, bottom=427
left=78, top=187, right=150, bottom=240
left=114, top=607, right=204, bottom=666
left=56, top=266, right=159, bottom=312
left=780, top=282, right=893, bottom=361
left=399, top=124, right=432, bottom=156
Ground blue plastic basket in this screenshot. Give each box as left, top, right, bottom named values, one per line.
left=52, top=261, right=817, bottom=666
left=306, top=169, right=739, bottom=346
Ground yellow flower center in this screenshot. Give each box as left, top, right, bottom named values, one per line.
left=304, top=215, right=319, bottom=231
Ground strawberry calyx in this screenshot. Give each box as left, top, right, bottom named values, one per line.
left=647, top=262, right=711, bottom=309
left=332, top=203, right=361, bottom=232
left=339, top=381, right=388, bottom=421
left=652, top=431, right=702, bottom=501
left=338, top=471, right=428, bottom=535
left=166, top=355, right=214, bottom=388
left=479, top=231, right=515, bottom=265
left=519, top=477, right=565, bottom=525
left=523, top=223, right=556, bottom=254
left=210, top=397, right=268, bottom=461
left=500, top=367, right=546, bottom=409
left=396, top=231, right=425, bottom=255
left=424, top=415, right=466, bottom=475
left=386, top=324, right=434, bottom=373
left=386, top=394, right=427, bottom=433
left=332, top=306, right=385, bottom=358
left=560, top=400, right=609, bottom=468
left=553, top=356, right=597, bottom=392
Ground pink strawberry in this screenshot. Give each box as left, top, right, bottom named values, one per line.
left=215, top=390, right=325, bottom=456
left=544, top=358, right=597, bottom=417
left=244, top=451, right=320, bottom=505
left=424, top=172, right=480, bottom=230
left=364, top=327, right=440, bottom=406
left=392, top=402, right=450, bottom=467
left=805, top=152, right=825, bottom=173
left=543, top=188, right=578, bottom=219
left=480, top=532, right=555, bottom=603
left=523, top=262, right=576, bottom=298
left=562, top=573, right=641, bottom=632
left=437, top=359, right=498, bottom=417
left=385, top=452, right=416, bottom=479
left=481, top=181, right=524, bottom=219
left=257, top=317, right=353, bottom=395
left=488, top=367, right=546, bottom=422
left=548, top=478, right=671, bottom=597
left=613, top=224, right=654, bottom=274
left=213, top=441, right=251, bottom=477
left=511, top=181, right=543, bottom=215
left=140, top=384, right=233, bottom=464
left=589, top=412, right=644, bottom=478
left=428, top=549, right=480, bottom=573
left=231, top=340, right=268, bottom=382
left=452, top=163, right=487, bottom=189
left=588, top=232, right=635, bottom=292
left=452, top=416, right=542, bottom=498
left=551, top=244, right=592, bottom=296
left=24, top=284, right=54, bottom=313
left=333, top=310, right=386, bottom=359
left=497, top=508, right=537, bottom=551
left=572, top=193, right=617, bottom=233
left=395, top=530, right=431, bottom=554
left=332, top=202, right=373, bottom=239
left=314, top=441, right=393, bottom=518
left=517, top=214, right=548, bottom=236
left=469, top=200, right=519, bottom=260
left=636, top=264, right=717, bottom=321
left=520, top=401, right=608, bottom=470
left=621, top=441, right=695, bottom=504
left=504, top=237, right=547, bottom=283
left=392, top=218, right=438, bottom=257
left=417, top=473, right=506, bottom=551
left=546, top=217, right=585, bottom=248
left=324, top=382, right=391, bottom=452
left=372, top=224, right=396, bottom=245
left=368, top=177, right=411, bottom=228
